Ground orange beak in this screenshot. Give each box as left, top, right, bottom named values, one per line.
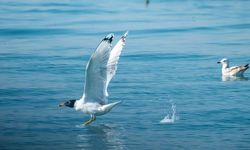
left=59, top=102, right=65, bottom=107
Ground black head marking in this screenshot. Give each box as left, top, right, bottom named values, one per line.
left=64, top=99, right=76, bottom=108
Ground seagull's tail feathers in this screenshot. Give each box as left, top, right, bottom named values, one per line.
left=101, top=101, right=122, bottom=114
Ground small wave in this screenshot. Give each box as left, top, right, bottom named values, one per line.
left=75, top=124, right=87, bottom=128
left=160, top=101, right=177, bottom=124
left=132, top=26, right=218, bottom=36
left=0, top=28, right=73, bottom=37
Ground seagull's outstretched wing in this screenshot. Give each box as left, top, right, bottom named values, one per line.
left=105, top=31, right=128, bottom=97
left=83, top=34, right=114, bottom=105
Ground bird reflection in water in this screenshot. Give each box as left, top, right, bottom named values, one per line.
left=77, top=124, right=126, bottom=150
left=221, top=75, right=249, bottom=81
left=145, top=0, right=150, bottom=7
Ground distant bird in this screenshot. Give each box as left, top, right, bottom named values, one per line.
left=59, top=32, right=128, bottom=125
left=217, top=58, right=249, bottom=77
left=145, top=0, right=150, bottom=7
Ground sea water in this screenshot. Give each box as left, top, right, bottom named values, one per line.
left=1, top=0, right=250, bottom=149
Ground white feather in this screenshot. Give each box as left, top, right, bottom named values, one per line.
left=81, top=32, right=128, bottom=105
left=83, top=34, right=113, bottom=105
left=105, top=31, right=128, bottom=96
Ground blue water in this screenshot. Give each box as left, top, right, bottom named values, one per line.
left=1, top=0, right=250, bottom=149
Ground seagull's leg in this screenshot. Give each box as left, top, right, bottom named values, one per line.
left=82, top=115, right=92, bottom=126
left=92, top=115, right=96, bottom=122
left=82, top=115, right=96, bottom=126
left=89, top=115, right=96, bottom=124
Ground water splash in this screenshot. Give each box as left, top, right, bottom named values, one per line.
left=160, top=101, right=177, bottom=124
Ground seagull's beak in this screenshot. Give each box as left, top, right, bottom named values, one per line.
left=59, top=102, right=65, bottom=107
left=217, top=61, right=221, bottom=64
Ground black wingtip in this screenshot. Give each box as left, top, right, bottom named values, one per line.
left=245, top=64, right=249, bottom=68
left=103, top=33, right=114, bottom=43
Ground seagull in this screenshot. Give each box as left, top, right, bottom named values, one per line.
left=59, top=31, right=128, bottom=125
left=217, top=58, right=249, bottom=77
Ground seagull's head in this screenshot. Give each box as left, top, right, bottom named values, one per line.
left=217, top=58, right=229, bottom=65
left=59, top=99, right=76, bottom=108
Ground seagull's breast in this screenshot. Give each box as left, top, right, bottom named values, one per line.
left=74, top=99, right=84, bottom=111
left=222, top=68, right=231, bottom=76
left=74, top=99, right=107, bottom=116
left=77, top=102, right=120, bottom=116
left=81, top=102, right=103, bottom=115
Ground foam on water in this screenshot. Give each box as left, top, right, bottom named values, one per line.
left=160, top=101, right=177, bottom=124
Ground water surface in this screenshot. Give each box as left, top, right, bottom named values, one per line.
left=1, top=0, right=250, bottom=149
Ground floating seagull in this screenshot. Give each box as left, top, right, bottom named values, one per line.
left=217, top=58, right=249, bottom=77
left=222, top=75, right=249, bottom=82
left=59, top=31, right=128, bottom=125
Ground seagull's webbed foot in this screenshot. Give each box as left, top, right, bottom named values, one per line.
left=82, top=115, right=96, bottom=126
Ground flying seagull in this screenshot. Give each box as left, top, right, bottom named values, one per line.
left=217, top=58, right=249, bottom=77
left=59, top=31, right=128, bottom=125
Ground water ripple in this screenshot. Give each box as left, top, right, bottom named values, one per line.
left=0, top=28, right=73, bottom=36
